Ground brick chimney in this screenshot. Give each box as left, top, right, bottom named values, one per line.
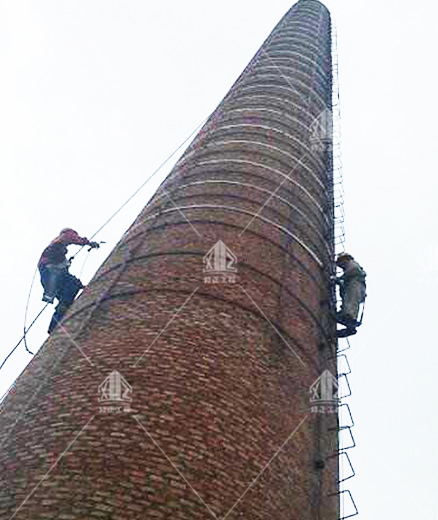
left=0, top=1, right=338, bottom=518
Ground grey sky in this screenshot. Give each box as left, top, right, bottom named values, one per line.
left=1, top=1, right=438, bottom=518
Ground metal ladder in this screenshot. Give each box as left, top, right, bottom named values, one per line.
left=330, top=21, right=358, bottom=520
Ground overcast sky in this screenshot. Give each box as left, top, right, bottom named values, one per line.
left=1, top=1, right=438, bottom=518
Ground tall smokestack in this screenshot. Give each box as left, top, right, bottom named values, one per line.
left=0, top=1, right=338, bottom=518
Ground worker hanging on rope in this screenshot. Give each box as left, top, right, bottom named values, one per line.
left=335, top=252, right=367, bottom=338
left=38, top=228, right=100, bottom=334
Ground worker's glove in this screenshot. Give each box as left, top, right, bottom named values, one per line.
left=89, top=241, right=100, bottom=249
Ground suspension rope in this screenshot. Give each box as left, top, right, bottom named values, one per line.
left=1, top=304, right=49, bottom=371
left=23, top=266, right=39, bottom=356
left=78, top=248, right=93, bottom=279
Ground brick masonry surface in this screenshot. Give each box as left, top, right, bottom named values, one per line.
left=0, top=1, right=339, bottom=518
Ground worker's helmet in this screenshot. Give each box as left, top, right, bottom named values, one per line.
left=60, top=228, right=77, bottom=235
left=336, top=252, right=353, bottom=265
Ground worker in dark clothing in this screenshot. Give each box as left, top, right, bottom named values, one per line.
left=335, top=253, right=366, bottom=337
left=38, top=229, right=99, bottom=333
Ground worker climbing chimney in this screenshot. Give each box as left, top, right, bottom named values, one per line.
left=0, top=1, right=338, bottom=518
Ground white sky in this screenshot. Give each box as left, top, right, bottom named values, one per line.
left=1, top=1, right=438, bottom=518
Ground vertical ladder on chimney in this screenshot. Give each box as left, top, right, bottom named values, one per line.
left=332, top=23, right=345, bottom=254
left=330, top=340, right=358, bottom=519
left=329, top=22, right=358, bottom=520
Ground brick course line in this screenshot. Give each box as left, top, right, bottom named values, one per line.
left=153, top=182, right=331, bottom=256
left=134, top=415, right=219, bottom=520
left=55, top=320, right=94, bottom=367
left=240, top=285, right=306, bottom=367
left=155, top=205, right=323, bottom=266
left=133, top=287, right=199, bottom=367
left=8, top=416, right=94, bottom=520
left=223, top=415, right=309, bottom=520
left=196, top=159, right=327, bottom=218
left=239, top=152, right=308, bottom=237
left=163, top=190, right=202, bottom=237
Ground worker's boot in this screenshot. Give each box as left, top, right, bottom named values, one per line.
left=48, top=303, right=69, bottom=334
left=48, top=315, right=57, bottom=334
left=337, top=327, right=357, bottom=338
left=337, top=312, right=358, bottom=329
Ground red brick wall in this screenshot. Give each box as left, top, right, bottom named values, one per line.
left=0, top=1, right=338, bottom=518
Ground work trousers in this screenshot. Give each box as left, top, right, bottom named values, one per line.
left=340, top=280, right=366, bottom=322
left=39, top=265, right=83, bottom=332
